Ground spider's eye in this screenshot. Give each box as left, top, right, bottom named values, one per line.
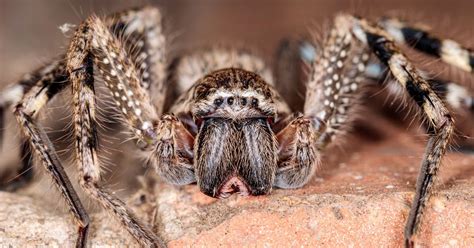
left=251, top=98, right=259, bottom=107
left=227, top=97, right=234, bottom=105
left=241, top=97, right=247, bottom=106
left=214, top=98, right=223, bottom=106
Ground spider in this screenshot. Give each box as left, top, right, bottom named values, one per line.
left=1, top=5, right=473, bottom=248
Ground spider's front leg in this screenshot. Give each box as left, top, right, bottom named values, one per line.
left=66, top=8, right=169, bottom=247
left=0, top=60, right=67, bottom=191
left=274, top=20, right=370, bottom=188
left=11, top=60, right=90, bottom=247
left=302, top=15, right=455, bottom=246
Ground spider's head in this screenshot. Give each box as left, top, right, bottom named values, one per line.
left=189, top=68, right=279, bottom=198
left=190, top=68, right=277, bottom=121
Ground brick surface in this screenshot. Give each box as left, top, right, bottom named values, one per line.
left=1, top=121, right=473, bottom=247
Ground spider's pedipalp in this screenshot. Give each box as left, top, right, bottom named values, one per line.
left=379, top=18, right=474, bottom=73
left=149, top=114, right=195, bottom=185
left=275, top=115, right=320, bottom=189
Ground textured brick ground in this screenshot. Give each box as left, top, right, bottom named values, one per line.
left=0, top=118, right=473, bottom=247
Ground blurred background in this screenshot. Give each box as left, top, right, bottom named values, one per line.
left=2, top=0, right=474, bottom=78
left=0, top=0, right=473, bottom=204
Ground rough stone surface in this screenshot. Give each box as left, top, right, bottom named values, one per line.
left=1, top=120, right=473, bottom=247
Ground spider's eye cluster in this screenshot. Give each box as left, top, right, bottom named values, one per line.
left=212, top=96, right=259, bottom=108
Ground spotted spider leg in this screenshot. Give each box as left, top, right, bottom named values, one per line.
left=296, top=40, right=474, bottom=122
left=65, top=8, right=172, bottom=247
left=0, top=6, right=168, bottom=193
left=295, top=38, right=474, bottom=117
left=379, top=17, right=474, bottom=73
left=345, top=15, right=454, bottom=247
left=0, top=60, right=67, bottom=191
left=105, top=6, right=168, bottom=113
left=272, top=19, right=370, bottom=189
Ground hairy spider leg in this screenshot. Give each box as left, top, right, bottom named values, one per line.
left=364, top=62, right=474, bottom=113
left=1, top=6, right=169, bottom=195
left=273, top=18, right=370, bottom=189
left=12, top=62, right=89, bottom=248
left=289, top=38, right=474, bottom=116
left=379, top=17, right=474, bottom=73
left=66, top=11, right=167, bottom=247
left=105, top=6, right=168, bottom=114
left=0, top=60, right=67, bottom=191
left=349, top=15, right=454, bottom=247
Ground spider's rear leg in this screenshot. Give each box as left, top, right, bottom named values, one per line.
left=0, top=60, right=67, bottom=191
left=364, top=61, right=474, bottom=114
left=275, top=23, right=370, bottom=188
left=12, top=66, right=89, bottom=247
left=349, top=16, right=455, bottom=246
left=379, top=18, right=474, bottom=73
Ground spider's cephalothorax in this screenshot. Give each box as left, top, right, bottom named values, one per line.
left=179, top=69, right=281, bottom=197
left=1, top=6, right=473, bottom=248
left=166, top=68, right=307, bottom=198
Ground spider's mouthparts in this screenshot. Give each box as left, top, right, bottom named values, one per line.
left=216, top=176, right=250, bottom=199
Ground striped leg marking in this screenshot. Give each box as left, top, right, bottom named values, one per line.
left=379, top=18, right=474, bottom=72
left=351, top=15, right=455, bottom=247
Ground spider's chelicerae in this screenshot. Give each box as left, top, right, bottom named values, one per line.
left=1, top=6, right=473, bottom=248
